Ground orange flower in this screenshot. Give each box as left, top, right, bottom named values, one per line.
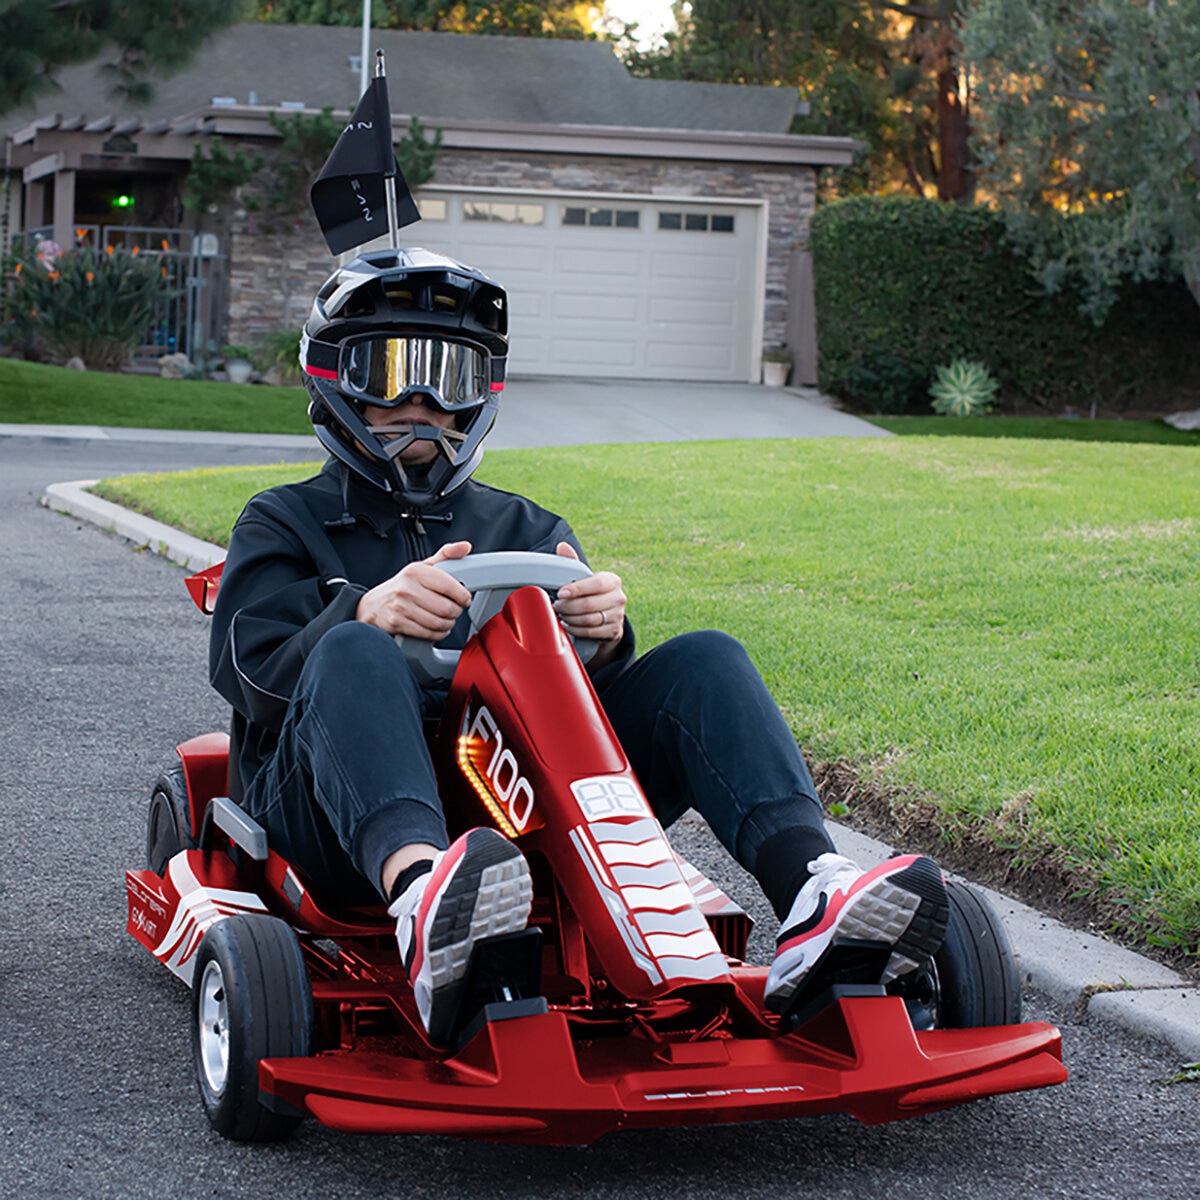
left=13, top=263, right=21, bottom=275
left=30, top=308, right=38, bottom=317
left=75, top=227, right=87, bottom=239
left=48, top=270, right=59, bottom=280
left=86, top=271, right=94, bottom=283
left=161, top=239, right=169, bottom=251
left=161, top=266, right=168, bottom=277
left=131, top=245, right=140, bottom=256
left=105, top=245, right=114, bottom=255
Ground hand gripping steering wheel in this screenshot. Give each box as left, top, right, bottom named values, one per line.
left=395, top=551, right=596, bottom=685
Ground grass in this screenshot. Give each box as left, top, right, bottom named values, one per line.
left=95, top=436, right=1200, bottom=960
left=868, top=414, right=1200, bottom=445
left=0, top=357, right=312, bottom=433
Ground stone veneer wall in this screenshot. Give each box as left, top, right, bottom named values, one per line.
left=225, top=148, right=818, bottom=360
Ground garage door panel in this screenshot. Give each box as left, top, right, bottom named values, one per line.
left=550, top=338, right=638, bottom=367
left=553, top=292, right=641, bottom=321
left=554, top=247, right=643, bottom=276
left=650, top=251, right=741, bottom=283
left=647, top=341, right=734, bottom=371
left=649, top=296, right=736, bottom=326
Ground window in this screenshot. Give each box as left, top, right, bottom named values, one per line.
left=658, top=210, right=736, bottom=234
left=562, top=206, right=640, bottom=229
left=417, top=197, right=447, bottom=221
left=463, top=201, right=544, bottom=224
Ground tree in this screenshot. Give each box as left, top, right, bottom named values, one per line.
left=965, top=0, right=1200, bottom=318
left=0, top=0, right=249, bottom=114
left=254, top=1, right=600, bottom=37
left=626, top=1, right=974, bottom=200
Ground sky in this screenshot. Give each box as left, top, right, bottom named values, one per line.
left=603, top=0, right=678, bottom=47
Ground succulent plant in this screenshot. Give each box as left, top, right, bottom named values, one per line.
left=930, top=359, right=999, bottom=417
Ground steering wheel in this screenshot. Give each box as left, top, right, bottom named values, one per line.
left=395, top=551, right=596, bottom=685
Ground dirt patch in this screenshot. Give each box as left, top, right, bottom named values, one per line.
left=812, top=757, right=1198, bottom=981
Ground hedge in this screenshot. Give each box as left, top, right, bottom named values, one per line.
left=811, top=197, right=1200, bottom=413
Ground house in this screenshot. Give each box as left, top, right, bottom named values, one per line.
left=1, top=24, right=859, bottom=383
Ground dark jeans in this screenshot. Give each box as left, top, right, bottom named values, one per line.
left=244, top=622, right=833, bottom=907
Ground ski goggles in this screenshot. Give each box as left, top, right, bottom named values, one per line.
left=305, top=334, right=501, bottom=410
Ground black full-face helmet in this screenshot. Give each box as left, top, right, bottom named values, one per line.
left=300, top=247, right=508, bottom=508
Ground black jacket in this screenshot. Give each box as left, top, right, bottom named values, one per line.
left=210, top=460, right=635, bottom=798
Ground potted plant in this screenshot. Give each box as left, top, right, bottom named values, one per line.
left=221, top=344, right=256, bottom=385
left=761, top=346, right=792, bottom=387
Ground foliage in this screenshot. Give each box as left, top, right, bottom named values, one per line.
left=930, top=359, right=998, bottom=416
left=183, top=137, right=265, bottom=215
left=1, top=239, right=173, bottom=369
left=966, top=0, right=1200, bottom=319
left=625, top=1, right=971, bottom=199
left=253, top=1, right=599, bottom=37
left=259, top=107, right=441, bottom=221
left=96, top=437, right=1200, bottom=956
left=811, top=197, right=1200, bottom=412
left=253, top=326, right=304, bottom=383
left=0, top=0, right=247, bottom=114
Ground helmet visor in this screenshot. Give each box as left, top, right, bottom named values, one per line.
left=340, top=336, right=490, bottom=410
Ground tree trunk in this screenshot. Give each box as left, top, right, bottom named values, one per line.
left=935, top=22, right=972, bottom=202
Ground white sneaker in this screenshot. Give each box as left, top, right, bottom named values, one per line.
left=389, top=827, right=533, bottom=1045
left=764, top=853, right=949, bottom=1013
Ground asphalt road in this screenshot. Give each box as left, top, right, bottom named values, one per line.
left=1, top=433, right=1196, bottom=1200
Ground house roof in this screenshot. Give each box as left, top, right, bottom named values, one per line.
left=1, top=24, right=800, bottom=138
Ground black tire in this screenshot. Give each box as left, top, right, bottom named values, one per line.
left=934, top=879, right=1022, bottom=1027
left=191, top=914, right=313, bottom=1142
left=146, top=763, right=197, bottom=876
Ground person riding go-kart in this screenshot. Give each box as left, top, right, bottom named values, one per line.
left=125, top=247, right=1066, bottom=1143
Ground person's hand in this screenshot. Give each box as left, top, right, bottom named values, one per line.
left=356, top=541, right=473, bottom=640
left=553, top=543, right=626, bottom=667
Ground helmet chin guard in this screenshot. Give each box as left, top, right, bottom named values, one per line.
left=300, top=248, right=507, bottom=508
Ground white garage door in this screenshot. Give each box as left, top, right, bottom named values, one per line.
left=407, top=191, right=763, bottom=382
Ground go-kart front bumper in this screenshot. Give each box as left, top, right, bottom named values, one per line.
left=259, top=996, right=1066, bottom=1144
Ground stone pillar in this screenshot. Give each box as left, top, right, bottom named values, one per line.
left=52, top=169, right=76, bottom=249
left=786, top=242, right=819, bottom=386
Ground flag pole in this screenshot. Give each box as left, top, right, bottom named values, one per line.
left=377, top=49, right=401, bottom=250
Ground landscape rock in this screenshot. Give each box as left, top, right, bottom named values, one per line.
left=159, top=353, right=191, bottom=379
left=1163, top=409, right=1200, bottom=431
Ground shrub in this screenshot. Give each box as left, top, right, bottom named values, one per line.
left=2, top=239, right=173, bottom=369
left=811, top=197, right=1200, bottom=413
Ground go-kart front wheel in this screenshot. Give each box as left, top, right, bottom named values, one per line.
left=146, top=764, right=196, bottom=876
left=891, top=878, right=1021, bottom=1030
left=191, top=914, right=313, bottom=1142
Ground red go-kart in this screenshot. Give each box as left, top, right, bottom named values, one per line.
left=126, top=552, right=1066, bottom=1144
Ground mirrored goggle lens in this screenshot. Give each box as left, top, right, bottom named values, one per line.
left=340, top=337, right=489, bottom=409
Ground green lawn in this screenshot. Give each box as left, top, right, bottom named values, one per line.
left=0, top=357, right=312, bottom=433
left=96, top=436, right=1200, bottom=960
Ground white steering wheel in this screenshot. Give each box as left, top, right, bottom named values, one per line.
left=395, top=551, right=596, bottom=685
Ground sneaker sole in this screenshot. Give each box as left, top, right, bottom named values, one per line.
left=421, top=830, right=532, bottom=1043
left=768, top=856, right=949, bottom=1008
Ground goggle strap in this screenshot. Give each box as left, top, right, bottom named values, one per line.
left=304, top=338, right=340, bottom=378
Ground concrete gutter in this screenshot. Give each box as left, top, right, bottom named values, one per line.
left=39, top=476, right=1200, bottom=1065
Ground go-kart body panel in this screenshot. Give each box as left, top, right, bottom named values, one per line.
left=127, top=576, right=1067, bottom=1143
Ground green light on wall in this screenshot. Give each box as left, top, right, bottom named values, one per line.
left=111, top=194, right=135, bottom=209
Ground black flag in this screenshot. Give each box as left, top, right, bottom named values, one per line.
left=310, top=74, right=420, bottom=255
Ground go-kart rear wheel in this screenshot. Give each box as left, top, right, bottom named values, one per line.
left=146, top=764, right=196, bottom=876
left=191, top=914, right=313, bottom=1142
left=935, top=878, right=1021, bottom=1027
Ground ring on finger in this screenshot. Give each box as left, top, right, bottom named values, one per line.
left=599, top=610, right=608, bottom=627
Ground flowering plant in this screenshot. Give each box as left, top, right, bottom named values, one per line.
left=2, top=239, right=173, bottom=369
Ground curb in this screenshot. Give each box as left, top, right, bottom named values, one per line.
left=41, top=478, right=1200, bottom=1065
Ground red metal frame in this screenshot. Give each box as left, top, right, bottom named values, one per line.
left=126, top=581, right=1066, bottom=1144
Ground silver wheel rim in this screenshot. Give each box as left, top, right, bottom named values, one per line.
left=197, top=959, right=229, bottom=1096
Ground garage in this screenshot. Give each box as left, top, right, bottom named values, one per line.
left=405, top=189, right=765, bottom=383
